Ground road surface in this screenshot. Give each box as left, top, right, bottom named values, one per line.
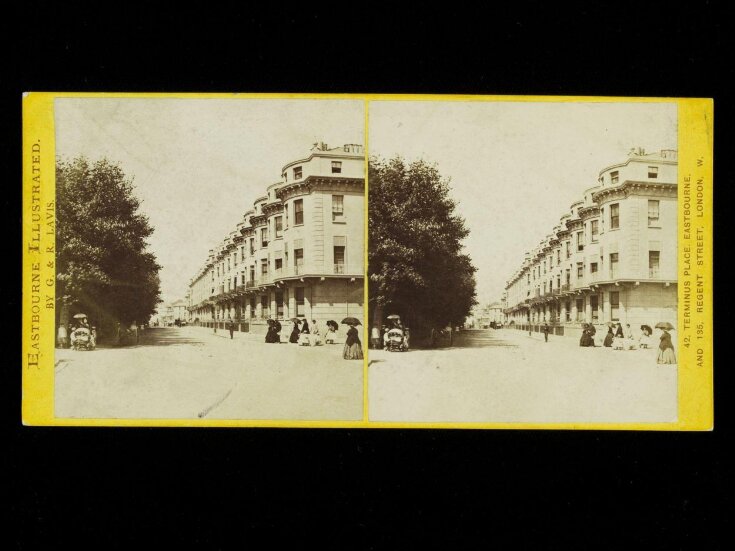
left=54, top=326, right=363, bottom=421
left=368, top=328, right=677, bottom=424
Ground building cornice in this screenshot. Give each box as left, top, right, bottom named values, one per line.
left=276, top=176, right=364, bottom=202
left=592, top=180, right=677, bottom=204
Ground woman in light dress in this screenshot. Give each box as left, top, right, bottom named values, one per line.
left=657, top=329, right=676, bottom=364
left=309, top=319, right=323, bottom=346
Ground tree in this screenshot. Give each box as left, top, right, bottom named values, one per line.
left=56, top=157, right=161, bottom=338
left=368, top=156, right=477, bottom=339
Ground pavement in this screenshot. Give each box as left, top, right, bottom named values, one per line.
left=367, top=328, right=677, bottom=424
left=54, top=326, right=362, bottom=421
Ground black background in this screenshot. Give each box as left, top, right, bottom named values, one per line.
left=5, top=4, right=731, bottom=548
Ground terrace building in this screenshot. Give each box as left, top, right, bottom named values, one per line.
left=188, top=142, right=364, bottom=335
left=503, top=148, right=677, bottom=335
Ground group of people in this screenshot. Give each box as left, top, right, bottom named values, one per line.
left=226, top=316, right=362, bottom=360
left=579, top=322, right=676, bottom=364
left=56, top=316, right=98, bottom=349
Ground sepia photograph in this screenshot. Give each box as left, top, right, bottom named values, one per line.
left=367, top=100, right=679, bottom=424
left=52, top=97, right=366, bottom=420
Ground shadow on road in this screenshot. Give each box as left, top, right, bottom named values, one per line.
left=426, top=329, right=519, bottom=350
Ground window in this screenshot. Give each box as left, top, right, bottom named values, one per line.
left=332, top=195, right=344, bottom=222
left=556, top=276, right=561, bottom=290
left=577, top=262, right=584, bottom=279
left=261, top=227, right=269, bottom=247
left=648, top=200, right=660, bottom=226
left=565, top=269, right=571, bottom=286
left=331, top=161, right=342, bottom=174
left=241, top=246, right=245, bottom=260
left=576, top=298, right=584, bottom=321
left=590, top=220, right=599, bottom=242
left=556, top=250, right=560, bottom=265
left=261, top=295, right=269, bottom=318
left=648, top=166, right=658, bottom=178
left=609, top=253, right=619, bottom=278
left=227, top=258, right=231, bottom=271
left=250, top=297, right=256, bottom=318
left=590, top=262, right=598, bottom=274
left=590, top=295, right=599, bottom=322
left=274, top=216, right=283, bottom=238
left=284, top=206, right=289, bottom=228
left=294, top=199, right=304, bottom=225
left=260, top=258, right=268, bottom=277
left=543, top=261, right=546, bottom=274
left=610, top=203, right=620, bottom=230
left=649, top=251, right=660, bottom=278
left=610, top=291, right=620, bottom=321
left=565, top=301, right=571, bottom=322
left=249, top=267, right=255, bottom=283
left=293, top=166, right=302, bottom=180
left=295, top=287, right=305, bottom=317
left=294, top=248, right=304, bottom=274
left=275, top=257, right=283, bottom=274
left=610, top=171, right=619, bottom=185
left=334, top=246, right=345, bottom=273
left=276, top=291, right=284, bottom=318
left=249, top=238, right=255, bottom=255
left=577, top=231, right=584, bottom=251
left=234, top=251, right=238, bottom=266
left=543, top=282, right=546, bottom=294
left=565, top=241, right=570, bottom=259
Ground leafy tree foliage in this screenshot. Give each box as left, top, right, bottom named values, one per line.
left=56, top=157, right=161, bottom=336
left=368, top=156, right=477, bottom=336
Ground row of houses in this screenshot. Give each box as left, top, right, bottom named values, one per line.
left=502, top=148, right=678, bottom=333
left=186, top=142, right=365, bottom=334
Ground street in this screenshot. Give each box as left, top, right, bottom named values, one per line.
left=368, top=328, right=677, bottom=424
left=54, top=327, right=363, bottom=420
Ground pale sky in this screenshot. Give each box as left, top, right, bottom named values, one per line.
left=55, top=97, right=364, bottom=306
left=368, top=100, right=678, bottom=306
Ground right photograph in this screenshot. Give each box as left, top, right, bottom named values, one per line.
left=367, top=100, right=679, bottom=424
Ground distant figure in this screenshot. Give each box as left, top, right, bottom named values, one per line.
left=265, top=319, right=279, bottom=343
left=371, top=326, right=380, bottom=349
left=657, top=329, right=676, bottom=364
left=343, top=323, right=363, bottom=360
left=299, top=319, right=311, bottom=346
left=603, top=327, right=614, bottom=347
left=131, top=320, right=139, bottom=344
left=579, top=324, right=595, bottom=347
left=542, top=323, right=550, bottom=342
left=624, top=324, right=636, bottom=350
left=289, top=320, right=300, bottom=343
left=227, top=317, right=234, bottom=339
left=325, top=322, right=337, bottom=344
left=310, top=320, right=323, bottom=346
left=613, top=323, right=625, bottom=350
left=57, top=324, right=68, bottom=349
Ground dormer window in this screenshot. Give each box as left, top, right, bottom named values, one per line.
left=331, top=161, right=342, bottom=174
left=648, top=166, right=658, bottom=178
left=293, top=166, right=302, bottom=180
left=610, top=171, right=619, bottom=185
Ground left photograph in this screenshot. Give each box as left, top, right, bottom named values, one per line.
left=53, top=97, right=366, bottom=420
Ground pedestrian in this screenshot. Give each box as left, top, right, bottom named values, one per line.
left=310, top=320, right=323, bottom=346
left=371, top=326, right=380, bottom=349
left=343, top=323, right=363, bottom=360
left=579, top=324, right=594, bottom=347
left=657, top=329, right=676, bottom=364
left=57, top=323, right=68, bottom=349
left=298, top=319, right=311, bottom=346
left=131, top=320, right=139, bottom=344
left=625, top=324, right=636, bottom=350
left=325, top=321, right=337, bottom=344
left=289, top=319, right=300, bottom=343
left=265, top=319, right=279, bottom=343
left=613, top=322, right=625, bottom=350
left=227, top=317, right=234, bottom=339
left=542, top=323, right=550, bottom=342
left=603, top=327, right=614, bottom=347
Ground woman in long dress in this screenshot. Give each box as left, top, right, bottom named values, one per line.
left=603, top=327, right=614, bottom=347
left=343, top=324, right=363, bottom=360
left=657, top=329, right=676, bottom=364
left=325, top=322, right=337, bottom=344
left=309, top=320, right=323, bottom=346
left=298, top=319, right=311, bottom=346
left=289, top=320, right=300, bottom=343
left=613, top=323, right=625, bottom=350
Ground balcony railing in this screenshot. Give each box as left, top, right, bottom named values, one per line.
left=334, top=263, right=345, bottom=274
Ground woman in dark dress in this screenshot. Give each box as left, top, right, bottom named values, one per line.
left=603, top=327, right=614, bottom=347
left=657, top=329, right=676, bottom=364
left=289, top=320, right=300, bottom=343
left=343, top=323, right=363, bottom=360
left=298, top=319, right=311, bottom=346
left=265, top=319, right=279, bottom=343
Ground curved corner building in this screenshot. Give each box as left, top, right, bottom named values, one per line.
left=187, top=143, right=365, bottom=336
left=503, top=148, right=678, bottom=335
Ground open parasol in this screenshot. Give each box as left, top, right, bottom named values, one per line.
left=290, top=317, right=301, bottom=323
left=386, top=314, right=401, bottom=320
left=326, top=320, right=338, bottom=330
left=655, top=322, right=674, bottom=330
left=640, top=324, right=652, bottom=335
left=73, top=313, right=87, bottom=319
left=606, top=321, right=615, bottom=328
left=341, top=317, right=361, bottom=326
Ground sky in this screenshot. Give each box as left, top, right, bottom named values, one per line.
left=368, top=100, right=678, bottom=306
left=55, top=97, right=364, bottom=306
